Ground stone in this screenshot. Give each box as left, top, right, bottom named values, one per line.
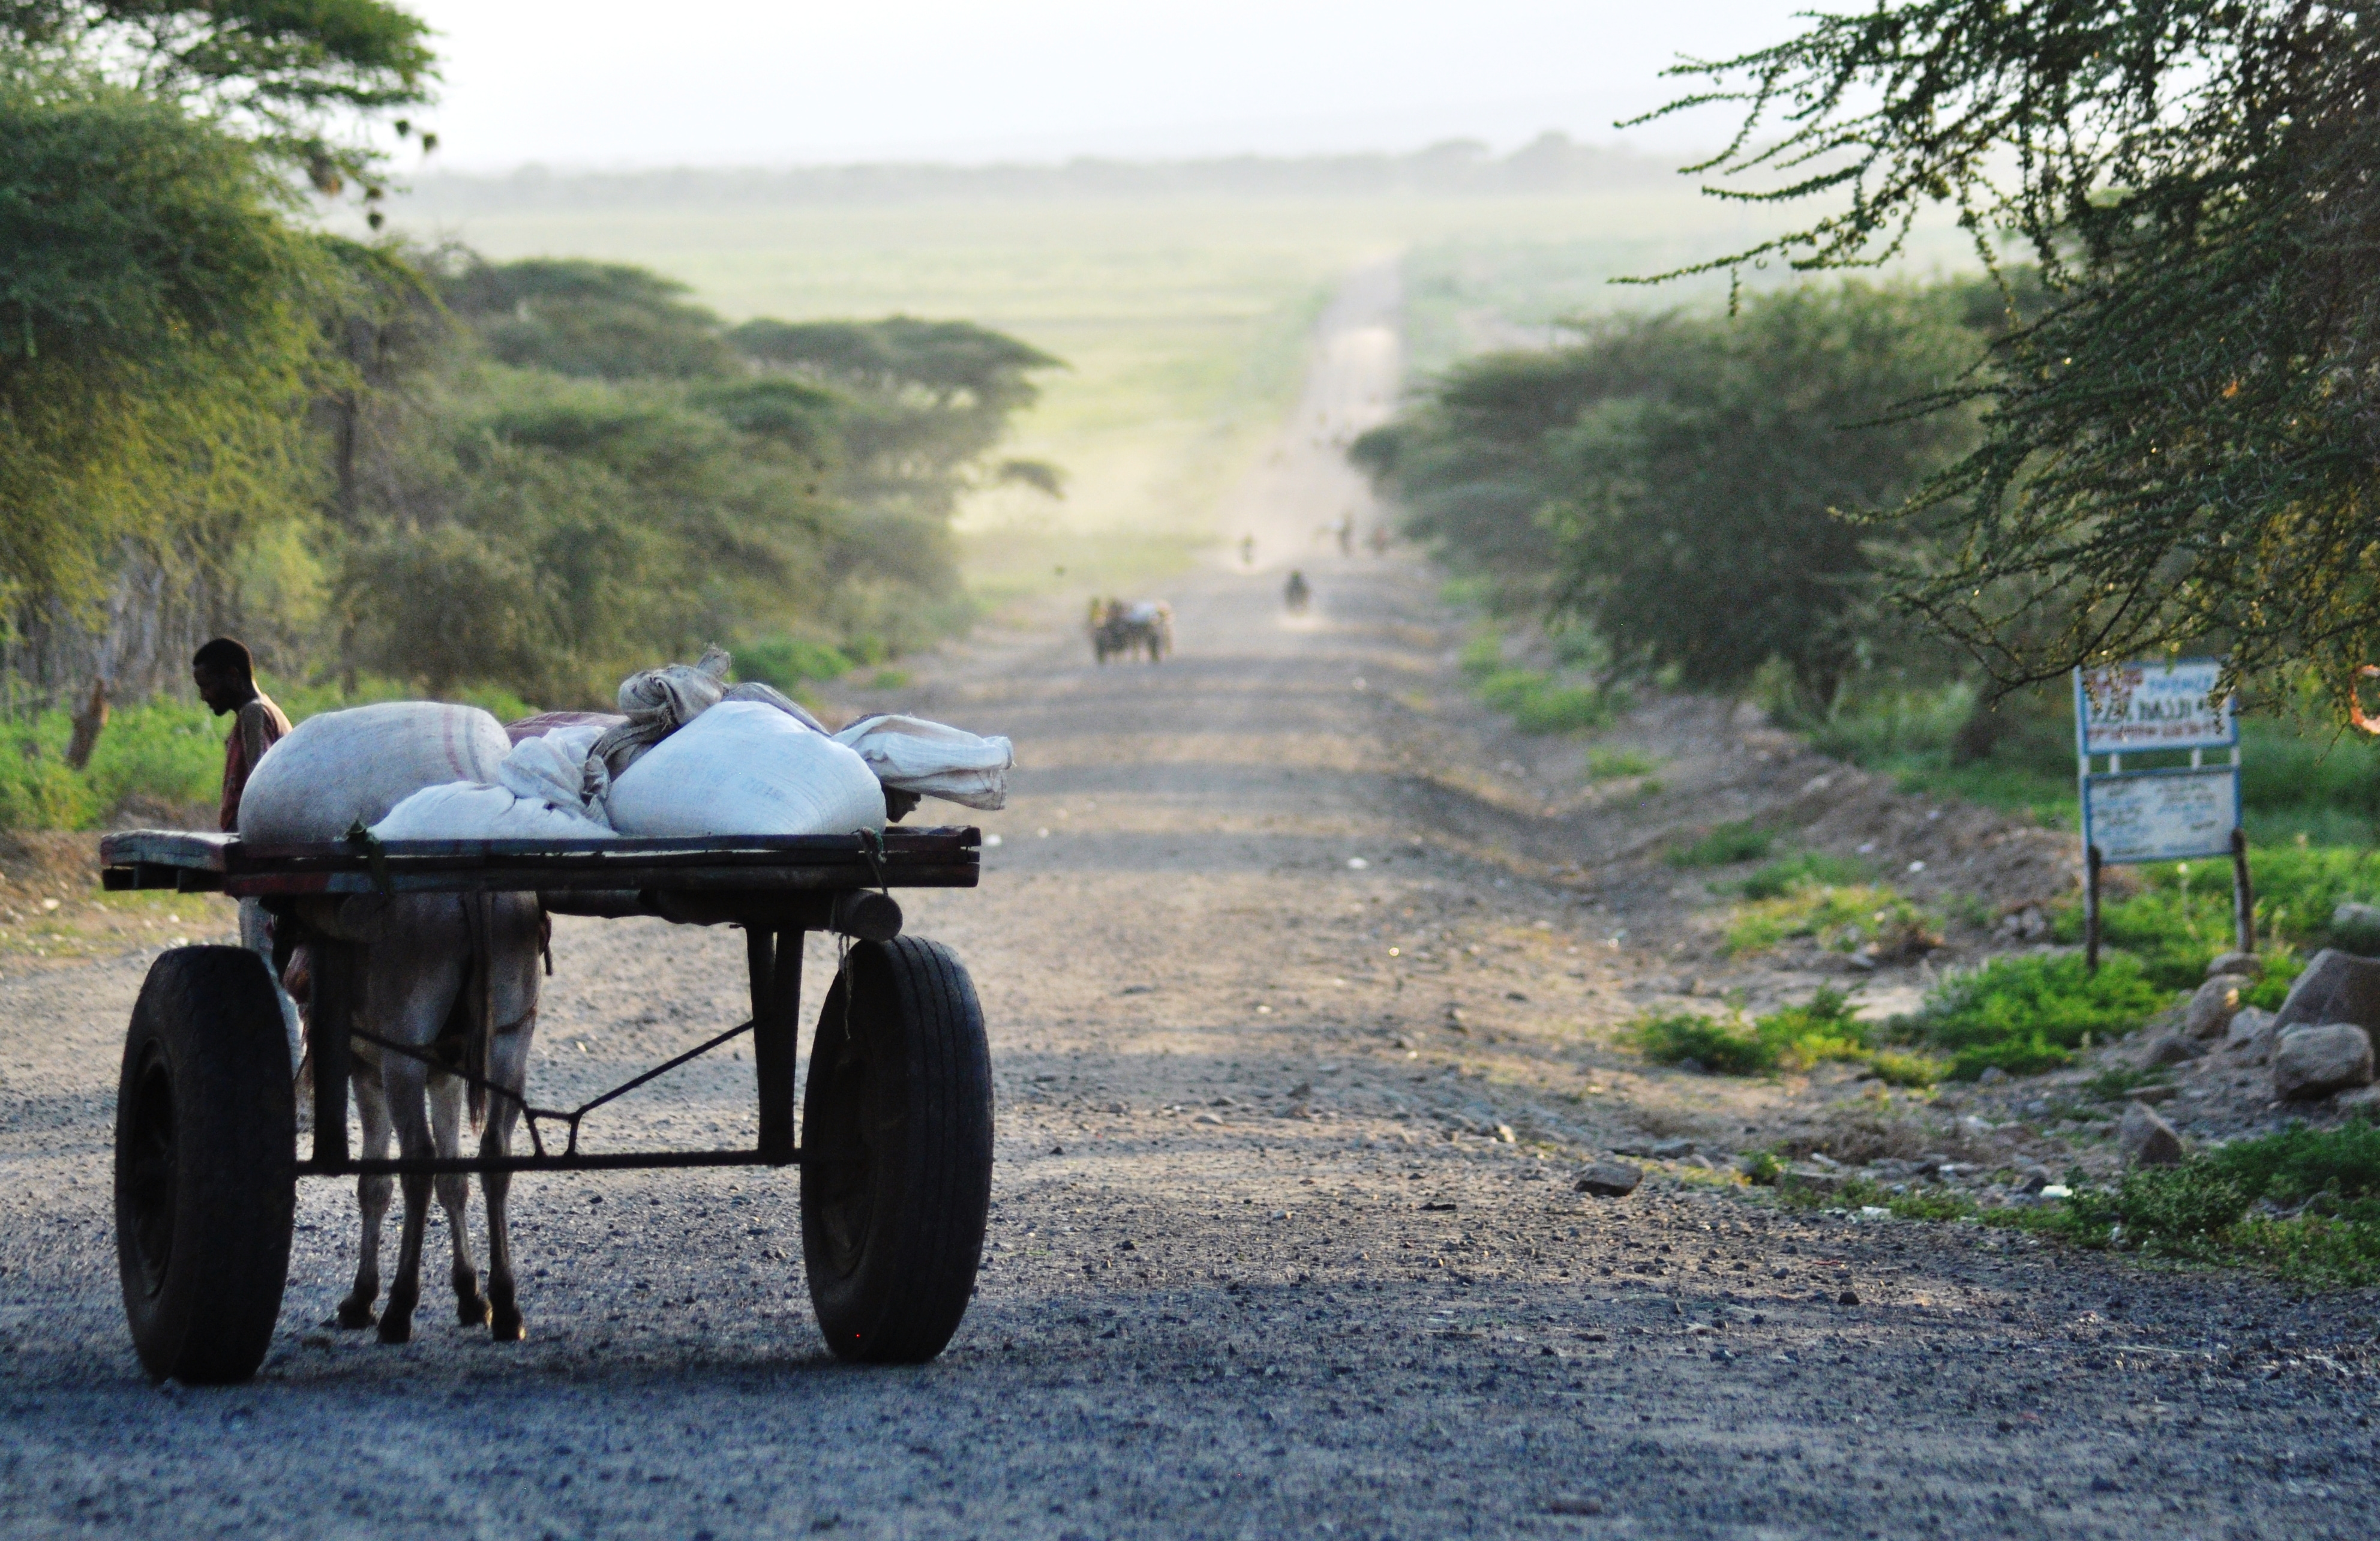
left=2120, top=1101, right=2185, bottom=1167
left=2274, top=1024, right=2376, bottom=1101
left=2271, top=948, right=2380, bottom=1035
left=2223, top=1006, right=2279, bottom=1061
left=2015, top=1165, right=2053, bottom=1195
left=1575, top=1162, right=1643, bottom=1198
left=2127, top=1084, right=2178, bottom=1105
left=2330, top=903, right=2380, bottom=955
left=2207, top=951, right=2264, bottom=981
left=2338, top=1085, right=2380, bottom=1111
left=1609, top=1140, right=1653, bottom=1158
left=2184, top=975, right=2247, bottom=1039
left=1781, top=1167, right=1845, bottom=1197
left=1977, top=1065, right=2010, bottom=1085
left=2136, top=1031, right=2205, bottom=1068
left=1649, top=1138, right=1697, bottom=1159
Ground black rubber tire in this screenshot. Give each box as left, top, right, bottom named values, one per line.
left=801, top=937, right=992, bottom=1364
left=114, top=946, right=296, bottom=1384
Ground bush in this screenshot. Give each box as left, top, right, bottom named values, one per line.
left=734, top=636, right=853, bottom=692
left=1668, top=821, right=1772, bottom=868
left=1586, top=748, right=1657, bottom=780
left=1896, top=952, right=2173, bottom=1080
left=1631, top=988, right=1940, bottom=1084
left=1474, top=668, right=1624, bottom=733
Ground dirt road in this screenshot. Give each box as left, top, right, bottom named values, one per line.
left=3, top=277, right=2376, bottom=1540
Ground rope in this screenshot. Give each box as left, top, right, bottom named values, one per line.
left=343, top=1015, right=758, bottom=1161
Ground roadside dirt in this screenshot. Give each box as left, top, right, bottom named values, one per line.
left=2, top=272, right=2375, bottom=1540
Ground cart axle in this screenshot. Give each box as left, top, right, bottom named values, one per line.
left=296, top=1147, right=802, bottom=1177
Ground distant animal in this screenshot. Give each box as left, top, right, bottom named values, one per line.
left=1088, top=598, right=1174, bottom=664
left=1283, top=571, right=1311, bottom=615
left=295, top=891, right=546, bottom=1344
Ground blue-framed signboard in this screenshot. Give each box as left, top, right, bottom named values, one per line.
left=2074, top=658, right=2241, bottom=865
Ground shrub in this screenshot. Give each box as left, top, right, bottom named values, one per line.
left=1631, top=1011, right=1778, bottom=1076
left=1896, top=952, right=2171, bottom=1080
left=734, top=635, right=853, bottom=692
left=1669, top=821, right=1773, bottom=868
left=1631, top=988, right=1940, bottom=1084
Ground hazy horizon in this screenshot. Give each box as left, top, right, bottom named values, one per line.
left=394, top=1, right=1809, bottom=171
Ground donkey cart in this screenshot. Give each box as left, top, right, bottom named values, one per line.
left=97, top=826, right=991, bottom=1384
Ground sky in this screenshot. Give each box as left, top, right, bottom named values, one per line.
left=398, top=1, right=1812, bottom=169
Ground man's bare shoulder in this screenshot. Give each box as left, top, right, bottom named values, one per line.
left=241, top=693, right=294, bottom=739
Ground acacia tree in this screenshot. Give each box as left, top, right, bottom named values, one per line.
left=1, top=1, right=436, bottom=203
left=1641, top=2, right=2380, bottom=718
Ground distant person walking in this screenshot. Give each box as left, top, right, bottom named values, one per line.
left=1283, top=570, right=1311, bottom=615
left=192, top=637, right=301, bottom=1068
left=1239, top=533, right=1257, bottom=568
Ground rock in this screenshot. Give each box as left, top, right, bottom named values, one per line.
left=2015, top=1165, right=2052, bottom=1195
left=2338, top=1085, right=2380, bottom=1111
left=1575, top=1162, right=1643, bottom=1198
left=2120, top=1101, right=2185, bottom=1167
left=2223, top=1006, right=2278, bottom=1062
left=1913, top=1153, right=1949, bottom=1176
left=2273, top=1023, right=2377, bottom=1101
left=1977, top=1065, right=2010, bottom=1085
left=2136, top=1031, right=2205, bottom=1068
left=2184, top=975, right=2246, bottom=1039
left=2126, top=1084, right=2178, bottom=1105
left=2272, top=948, right=2380, bottom=1035
left=1609, top=1140, right=1653, bottom=1158
left=2330, top=903, right=2380, bottom=955
left=1782, top=1168, right=1844, bottom=1196
left=2207, top=951, right=2264, bottom=981
left=1650, top=1138, right=1697, bottom=1159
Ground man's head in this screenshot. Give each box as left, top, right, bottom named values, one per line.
left=191, top=637, right=256, bottom=715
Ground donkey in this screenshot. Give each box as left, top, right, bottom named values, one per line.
left=302, top=891, right=546, bottom=1344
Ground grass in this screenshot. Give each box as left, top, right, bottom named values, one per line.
left=1724, top=883, right=1938, bottom=958
left=1586, top=748, right=1658, bottom=781
left=1630, top=988, right=1940, bottom=1086
left=1668, top=821, right=1773, bottom=868
left=1739, top=851, right=1872, bottom=899
left=2059, top=841, right=2380, bottom=993
left=1892, top=952, right=2175, bottom=1080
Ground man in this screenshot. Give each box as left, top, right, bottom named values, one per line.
left=191, top=637, right=291, bottom=833
left=192, top=638, right=301, bottom=1069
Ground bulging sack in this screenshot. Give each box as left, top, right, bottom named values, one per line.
left=238, top=702, right=511, bottom=843
left=605, top=700, right=885, bottom=838
left=370, top=783, right=616, bottom=843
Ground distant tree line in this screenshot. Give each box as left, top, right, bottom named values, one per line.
left=391, top=133, right=1680, bottom=215
left=1, top=4, right=1060, bottom=712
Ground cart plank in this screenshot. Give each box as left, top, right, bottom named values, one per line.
left=99, top=827, right=979, bottom=896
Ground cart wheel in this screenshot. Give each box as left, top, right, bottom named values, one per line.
left=801, top=937, right=992, bottom=1364
left=114, top=946, right=296, bottom=1384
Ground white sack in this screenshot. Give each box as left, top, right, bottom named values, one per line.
left=370, top=782, right=617, bottom=843
left=496, top=724, right=610, bottom=823
left=832, top=713, right=1013, bottom=811
left=239, top=701, right=511, bottom=843
left=585, top=648, right=732, bottom=801
left=605, top=700, right=886, bottom=838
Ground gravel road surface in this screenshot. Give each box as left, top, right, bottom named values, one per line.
left=2, top=273, right=2375, bottom=1540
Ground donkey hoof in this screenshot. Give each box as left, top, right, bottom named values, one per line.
left=334, top=1299, right=377, bottom=1330
left=490, top=1308, right=525, bottom=1343
left=377, top=1314, right=415, bottom=1345
left=457, top=1293, right=492, bottom=1327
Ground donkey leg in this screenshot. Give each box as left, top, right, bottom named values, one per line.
left=336, top=1060, right=391, bottom=1330
left=376, top=1052, right=436, bottom=1345
left=482, top=1026, right=536, bottom=1342
left=429, top=1074, right=490, bottom=1326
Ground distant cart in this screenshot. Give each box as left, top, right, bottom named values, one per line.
left=97, top=827, right=991, bottom=1383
